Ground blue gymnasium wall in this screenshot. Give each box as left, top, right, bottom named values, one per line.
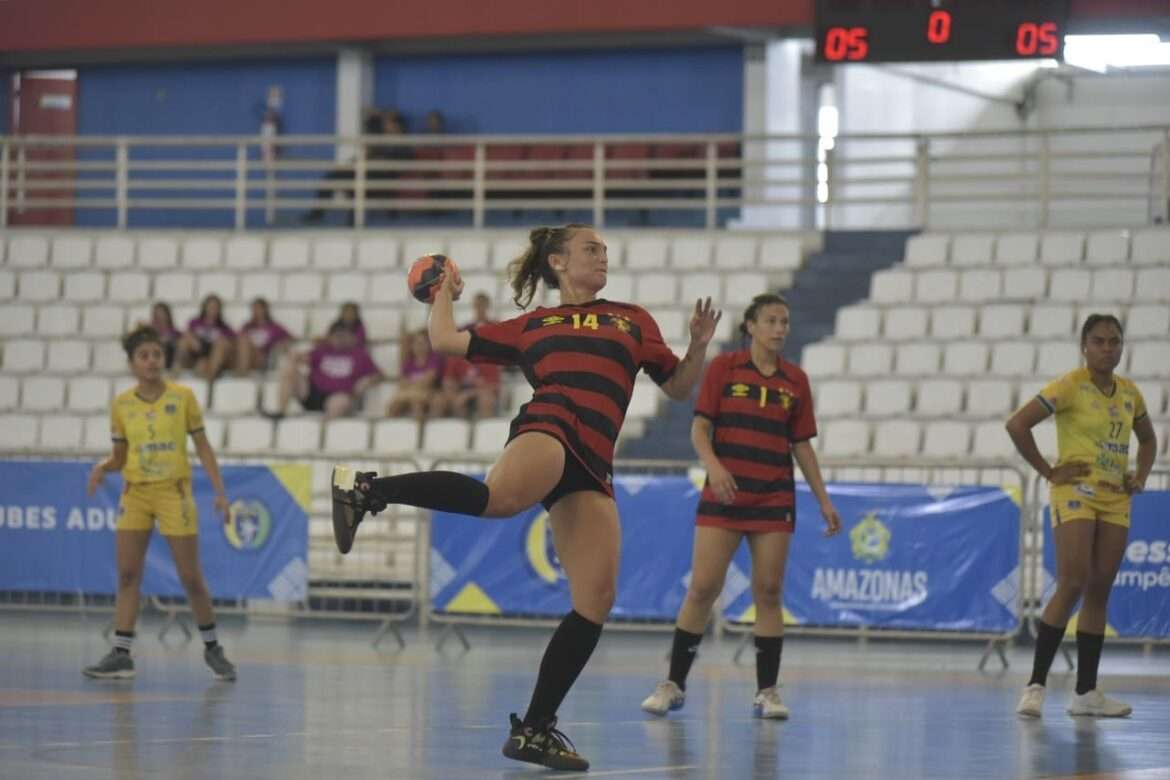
left=76, top=57, right=335, bottom=228
left=374, top=46, right=744, bottom=134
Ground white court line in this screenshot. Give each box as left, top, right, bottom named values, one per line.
left=559, top=766, right=698, bottom=778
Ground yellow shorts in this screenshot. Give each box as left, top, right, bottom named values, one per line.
left=117, top=479, right=198, bottom=536
left=1050, top=484, right=1130, bottom=529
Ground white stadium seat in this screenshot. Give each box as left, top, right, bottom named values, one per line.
left=602, top=236, right=625, bottom=268
left=3, top=339, right=45, bottom=374
left=313, top=237, right=354, bottom=270
left=1085, top=230, right=1129, bottom=265
left=883, top=308, right=928, bottom=341
left=446, top=237, right=491, bottom=271
left=94, top=235, right=135, bottom=269
left=137, top=236, right=179, bottom=270
left=922, top=420, right=970, bottom=457
left=211, top=378, right=258, bottom=415
left=276, top=419, right=324, bottom=458
left=82, top=306, right=126, bottom=337
left=270, top=237, right=311, bottom=269
left=108, top=271, right=151, bottom=303
left=196, top=271, right=239, bottom=302
left=47, top=341, right=90, bottom=373
left=893, top=343, right=940, bottom=376
left=1029, top=305, right=1075, bottom=338
left=873, top=420, right=920, bottom=456
left=402, top=236, right=447, bottom=266
left=421, top=419, right=471, bottom=455
left=92, top=342, right=128, bottom=374
left=1039, top=232, right=1084, bottom=265
left=817, top=380, right=862, bottom=417
left=324, top=419, right=371, bottom=453
left=991, top=341, right=1036, bottom=376
left=941, top=341, right=988, bottom=376
left=904, top=234, right=949, bottom=267
left=957, top=269, right=1001, bottom=303
left=625, top=236, right=669, bottom=269
left=1089, top=269, right=1134, bottom=303
left=914, top=270, right=958, bottom=304
left=994, top=233, right=1039, bottom=266
left=950, top=234, right=994, bottom=267
left=724, top=273, right=769, bottom=306
left=871, top=269, right=914, bottom=303
left=181, top=236, right=223, bottom=269
left=154, top=272, right=196, bottom=302
left=627, top=382, right=660, bottom=419
left=490, top=236, right=525, bottom=270
left=1134, top=268, right=1170, bottom=302
left=0, top=304, right=33, bottom=336
left=1048, top=269, right=1092, bottom=302
left=51, top=236, right=93, bottom=269
left=19, top=271, right=60, bottom=302
left=1, top=414, right=38, bottom=448
left=836, top=306, right=881, bottom=341
left=680, top=272, right=723, bottom=306
left=634, top=273, right=676, bottom=306
left=8, top=236, right=50, bottom=267
left=1126, top=305, right=1170, bottom=338
left=224, top=235, right=266, bottom=269
left=63, top=271, right=105, bottom=302
left=1001, top=268, right=1047, bottom=300
left=373, top=419, right=420, bottom=455
left=327, top=272, right=368, bottom=303
left=650, top=309, right=686, bottom=341
left=915, top=379, right=963, bottom=416
left=847, top=343, right=893, bottom=377
left=281, top=272, right=324, bottom=304
left=240, top=272, right=281, bottom=302
left=972, top=420, right=1013, bottom=458
left=68, top=377, right=112, bottom=413
left=40, top=415, right=84, bottom=449
left=864, top=380, right=912, bottom=416
left=461, top=273, right=500, bottom=305
left=227, top=418, right=273, bottom=453
left=357, top=237, right=400, bottom=270
left=472, top=418, right=512, bottom=455
left=757, top=237, right=803, bottom=270
left=84, top=415, right=112, bottom=452
left=1127, top=341, right=1170, bottom=378
left=602, top=272, right=633, bottom=302
left=1131, top=228, right=1170, bottom=266
left=671, top=236, right=713, bottom=270
left=801, top=343, right=846, bottom=378
left=198, top=418, right=225, bottom=450
left=37, top=304, right=82, bottom=336
left=965, top=379, right=1015, bottom=417
left=978, top=304, right=1026, bottom=338
left=930, top=306, right=976, bottom=339
left=0, top=376, right=19, bottom=410
left=1035, top=341, right=1081, bottom=377
left=714, top=236, right=757, bottom=269
left=820, top=420, right=869, bottom=457
left=0, top=269, right=13, bottom=299
left=21, top=377, right=66, bottom=411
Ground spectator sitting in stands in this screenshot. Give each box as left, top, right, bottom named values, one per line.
left=176, top=294, right=235, bottom=381
left=386, top=328, right=442, bottom=421
left=326, top=301, right=367, bottom=347
left=303, top=108, right=405, bottom=225
left=266, top=322, right=382, bottom=421
left=235, top=297, right=293, bottom=375
left=429, top=292, right=501, bottom=419
left=142, top=301, right=179, bottom=371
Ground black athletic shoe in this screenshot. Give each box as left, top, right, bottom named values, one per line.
left=501, top=713, right=589, bottom=772
left=330, top=466, right=385, bottom=554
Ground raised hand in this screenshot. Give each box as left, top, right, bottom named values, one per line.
left=688, top=297, right=722, bottom=348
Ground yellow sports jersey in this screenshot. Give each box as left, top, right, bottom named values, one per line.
left=110, top=382, right=205, bottom=484
left=1037, top=367, right=1148, bottom=498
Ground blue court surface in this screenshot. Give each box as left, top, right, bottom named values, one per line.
left=1, top=613, right=1168, bottom=779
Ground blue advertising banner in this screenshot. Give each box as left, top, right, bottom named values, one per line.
left=430, top=475, right=1021, bottom=633
left=0, top=460, right=310, bottom=600
left=1041, top=491, right=1170, bottom=639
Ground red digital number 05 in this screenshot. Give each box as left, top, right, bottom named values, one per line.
left=825, top=26, right=870, bottom=61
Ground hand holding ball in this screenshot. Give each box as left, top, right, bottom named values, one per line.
left=407, top=253, right=462, bottom=303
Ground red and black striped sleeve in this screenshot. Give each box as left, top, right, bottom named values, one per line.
left=635, top=308, right=680, bottom=386
left=788, top=367, right=817, bottom=443
left=466, top=314, right=527, bottom=366
left=694, top=353, right=729, bottom=421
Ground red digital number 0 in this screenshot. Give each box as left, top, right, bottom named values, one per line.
left=825, top=26, right=869, bottom=61
left=1016, top=22, right=1039, bottom=56
left=927, top=10, right=952, bottom=45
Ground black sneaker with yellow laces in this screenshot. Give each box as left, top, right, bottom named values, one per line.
left=330, top=466, right=386, bottom=554
left=501, top=713, right=589, bottom=771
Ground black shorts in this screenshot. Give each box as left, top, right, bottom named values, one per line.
left=300, top=383, right=328, bottom=412
left=541, top=450, right=608, bottom=511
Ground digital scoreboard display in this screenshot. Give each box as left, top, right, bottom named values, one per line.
left=815, top=0, right=1069, bottom=63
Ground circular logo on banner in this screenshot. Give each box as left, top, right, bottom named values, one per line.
left=525, top=512, right=565, bottom=584
left=849, top=512, right=891, bottom=564
left=224, top=499, right=272, bottom=551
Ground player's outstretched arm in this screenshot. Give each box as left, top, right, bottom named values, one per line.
left=428, top=270, right=471, bottom=357
left=661, top=298, right=721, bottom=400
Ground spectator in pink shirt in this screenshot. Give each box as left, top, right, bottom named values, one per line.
left=176, top=294, right=236, bottom=380
left=328, top=302, right=367, bottom=347
left=267, top=322, right=383, bottom=420
left=146, top=301, right=180, bottom=371
left=235, top=298, right=293, bottom=375
left=385, top=328, right=442, bottom=420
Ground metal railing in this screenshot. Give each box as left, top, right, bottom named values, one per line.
left=2, top=125, right=1166, bottom=231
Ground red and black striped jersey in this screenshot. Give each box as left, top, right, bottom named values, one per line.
left=694, top=349, right=816, bottom=531
left=467, top=299, right=679, bottom=494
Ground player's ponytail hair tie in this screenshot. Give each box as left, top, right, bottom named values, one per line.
left=122, top=325, right=163, bottom=360
left=507, top=223, right=588, bottom=309
left=739, top=292, right=789, bottom=341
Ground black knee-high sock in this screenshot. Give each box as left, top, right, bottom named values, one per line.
left=755, top=635, right=783, bottom=691
left=523, top=610, right=603, bottom=727
left=1075, top=631, right=1105, bottom=695
left=368, top=472, right=490, bottom=516
left=667, top=628, right=704, bottom=690
left=1029, top=620, right=1065, bottom=687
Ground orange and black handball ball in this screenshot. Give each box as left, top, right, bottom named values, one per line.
left=407, top=253, right=460, bottom=303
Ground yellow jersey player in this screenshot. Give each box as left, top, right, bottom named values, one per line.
left=83, top=325, right=237, bottom=681
left=1007, top=314, right=1157, bottom=718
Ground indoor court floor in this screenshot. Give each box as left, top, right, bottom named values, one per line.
left=1, top=612, right=1168, bottom=780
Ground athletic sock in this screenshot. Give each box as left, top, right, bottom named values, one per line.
left=113, top=630, right=134, bottom=655
left=667, top=628, right=704, bottom=690
left=1028, top=620, right=1065, bottom=687
left=522, top=610, right=604, bottom=727
left=1075, top=631, right=1105, bottom=695
left=367, top=472, right=490, bottom=516
left=198, top=623, right=219, bottom=649
left=755, top=635, right=783, bottom=691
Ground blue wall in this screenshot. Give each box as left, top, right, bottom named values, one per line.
left=0, top=72, right=10, bottom=133
left=76, top=57, right=335, bottom=227
left=375, top=46, right=743, bottom=134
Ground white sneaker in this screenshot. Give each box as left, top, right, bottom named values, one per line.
left=1016, top=683, right=1045, bottom=718
left=641, top=680, right=685, bottom=715
left=753, top=686, right=789, bottom=720
left=1067, top=689, right=1132, bottom=718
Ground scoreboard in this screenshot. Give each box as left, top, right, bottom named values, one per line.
left=815, top=0, right=1069, bottom=63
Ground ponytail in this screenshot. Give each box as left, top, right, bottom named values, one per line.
left=507, top=224, right=586, bottom=309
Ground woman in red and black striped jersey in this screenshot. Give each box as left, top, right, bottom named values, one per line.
left=641, top=292, right=841, bottom=721
left=330, top=224, right=720, bottom=771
